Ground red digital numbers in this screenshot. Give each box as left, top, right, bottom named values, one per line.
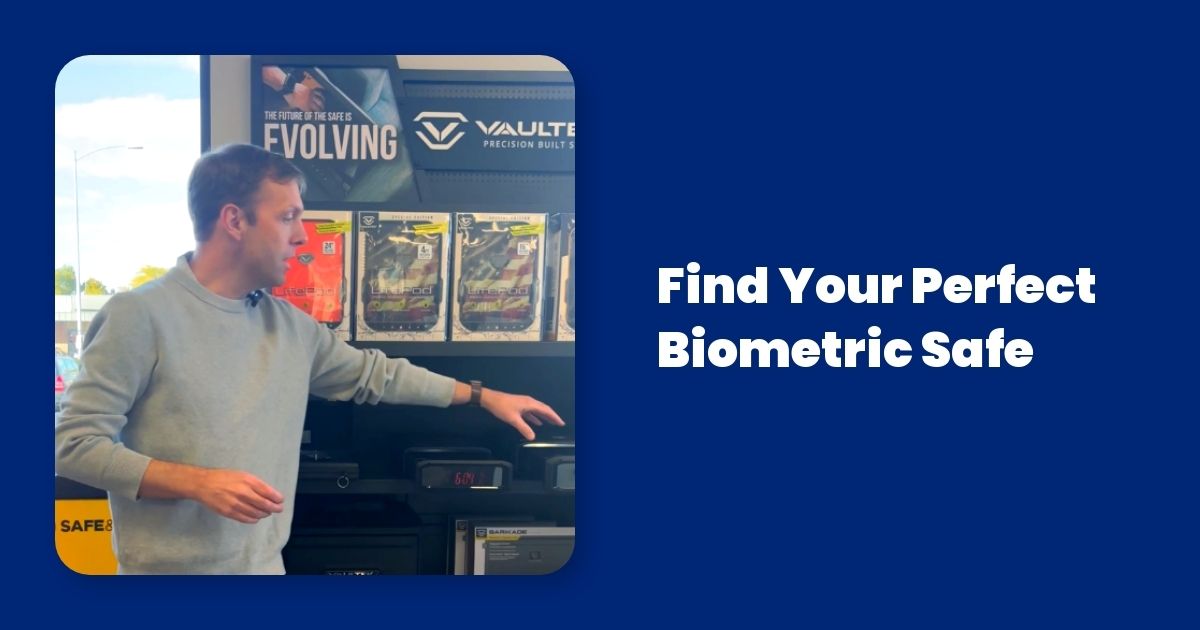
left=454, top=471, right=477, bottom=486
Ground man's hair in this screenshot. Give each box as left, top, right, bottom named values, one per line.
left=187, top=144, right=306, bottom=241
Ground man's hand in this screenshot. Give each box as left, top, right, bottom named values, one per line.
left=287, top=83, right=325, bottom=112
left=192, top=469, right=285, bottom=524
left=481, top=389, right=566, bottom=440
left=140, top=460, right=285, bottom=524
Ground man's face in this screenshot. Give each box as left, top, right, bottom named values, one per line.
left=243, top=178, right=306, bottom=288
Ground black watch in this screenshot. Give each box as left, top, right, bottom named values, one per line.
left=469, top=380, right=483, bottom=407
left=281, top=70, right=302, bottom=95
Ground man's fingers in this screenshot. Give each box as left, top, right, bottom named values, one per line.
left=238, top=503, right=270, bottom=520
left=243, top=493, right=283, bottom=514
left=522, top=412, right=544, bottom=427
left=509, top=414, right=536, bottom=441
left=248, top=477, right=285, bottom=505
left=529, top=401, right=566, bottom=426
left=224, top=506, right=260, bottom=524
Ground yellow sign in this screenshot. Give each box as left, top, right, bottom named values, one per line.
left=314, top=221, right=351, bottom=235
left=413, top=222, right=449, bottom=235
left=55, top=499, right=117, bottom=575
left=510, top=224, right=545, bottom=236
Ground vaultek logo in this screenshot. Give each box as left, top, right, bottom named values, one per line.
left=475, top=120, right=575, bottom=138
left=414, top=112, right=468, bottom=150
left=414, top=112, right=575, bottom=150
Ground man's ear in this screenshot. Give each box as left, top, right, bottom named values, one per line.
left=217, top=203, right=247, bottom=241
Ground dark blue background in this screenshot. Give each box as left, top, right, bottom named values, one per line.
left=21, top=3, right=1197, bottom=626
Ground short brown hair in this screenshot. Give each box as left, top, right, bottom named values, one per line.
left=187, top=144, right=305, bottom=241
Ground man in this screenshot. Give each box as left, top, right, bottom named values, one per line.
left=54, top=144, right=565, bottom=574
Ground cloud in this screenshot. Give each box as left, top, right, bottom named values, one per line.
left=175, top=56, right=201, bottom=73
left=54, top=55, right=203, bottom=290
left=55, top=95, right=200, bottom=184
left=55, top=189, right=195, bottom=288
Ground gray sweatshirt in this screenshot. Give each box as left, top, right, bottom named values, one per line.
left=54, top=254, right=456, bottom=574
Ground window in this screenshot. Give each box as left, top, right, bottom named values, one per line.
left=54, top=56, right=200, bottom=357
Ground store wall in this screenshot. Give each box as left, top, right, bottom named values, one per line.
left=205, top=55, right=569, bottom=150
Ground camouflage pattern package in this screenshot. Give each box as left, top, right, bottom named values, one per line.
left=452, top=213, right=547, bottom=341
left=356, top=212, right=451, bottom=341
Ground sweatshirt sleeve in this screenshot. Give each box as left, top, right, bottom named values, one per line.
left=54, top=293, right=156, bottom=501
left=305, top=319, right=455, bottom=407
